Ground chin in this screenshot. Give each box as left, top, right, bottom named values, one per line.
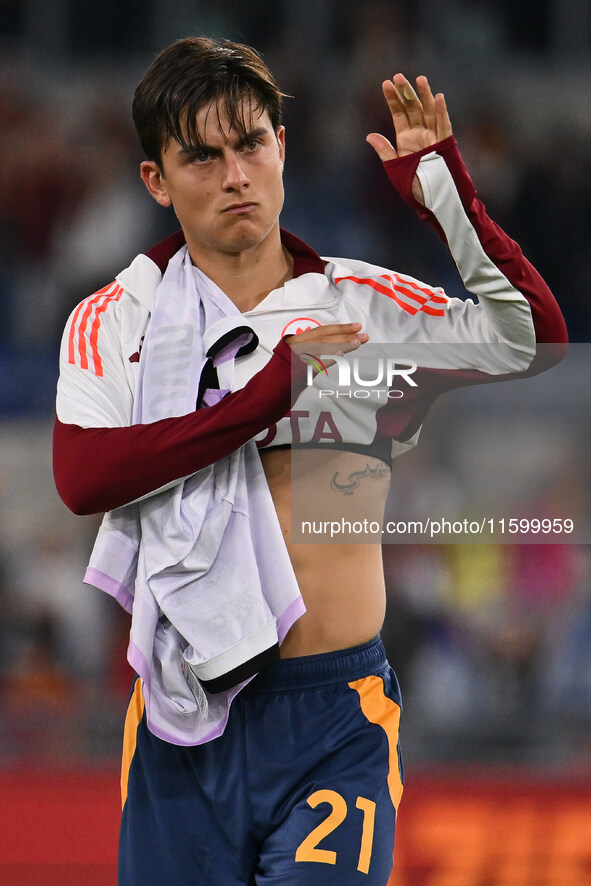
left=225, top=226, right=273, bottom=253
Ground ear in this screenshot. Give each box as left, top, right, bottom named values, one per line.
left=276, top=126, right=286, bottom=167
left=140, top=161, right=172, bottom=208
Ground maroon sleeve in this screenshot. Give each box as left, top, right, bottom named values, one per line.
left=53, top=338, right=307, bottom=516
left=383, top=136, right=568, bottom=347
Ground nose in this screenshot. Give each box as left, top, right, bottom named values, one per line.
left=222, top=151, right=250, bottom=191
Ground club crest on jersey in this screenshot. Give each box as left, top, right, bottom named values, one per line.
left=281, top=317, right=322, bottom=337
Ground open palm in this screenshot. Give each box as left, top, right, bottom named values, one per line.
left=367, top=74, right=452, bottom=161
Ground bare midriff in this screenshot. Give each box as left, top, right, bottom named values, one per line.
left=259, top=447, right=390, bottom=658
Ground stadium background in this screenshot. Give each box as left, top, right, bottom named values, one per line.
left=0, top=1, right=590, bottom=883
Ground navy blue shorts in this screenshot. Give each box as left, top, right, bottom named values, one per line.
left=119, top=636, right=403, bottom=885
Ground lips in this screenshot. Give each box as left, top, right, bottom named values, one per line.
left=223, top=202, right=257, bottom=214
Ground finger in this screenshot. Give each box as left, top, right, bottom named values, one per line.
left=366, top=132, right=397, bottom=161
left=301, top=332, right=369, bottom=345
left=327, top=332, right=369, bottom=344
left=392, top=74, right=424, bottom=128
left=311, top=322, right=363, bottom=336
left=415, top=75, right=436, bottom=131
left=300, top=338, right=364, bottom=370
left=381, top=78, right=412, bottom=135
left=295, top=322, right=361, bottom=337
left=289, top=330, right=369, bottom=351
left=335, top=338, right=364, bottom=353
left=291, top=338, right=367, bottom=366
left=435, top=92, right=453, bottom=140
left=286, top=322, right=363, bottom=344
left=296, top=336, right=367, bottom=357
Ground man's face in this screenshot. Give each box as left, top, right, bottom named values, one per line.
left=141, top=98, right=286, bottom=263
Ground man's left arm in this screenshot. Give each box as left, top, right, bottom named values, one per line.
left=367, top=74, right=568, bottom=358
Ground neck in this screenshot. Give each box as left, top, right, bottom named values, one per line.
left=186, top=228, right=293, bottom=312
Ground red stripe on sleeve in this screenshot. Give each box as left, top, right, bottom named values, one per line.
left=68, top=282, right=121, bottom=373
left=76, top=297, right=99, bottom=370
left=67, top=300, right=86, bottom=366
left=89, top=286, right=123, bottom=377
left=334, top=275, right=445, bottom=317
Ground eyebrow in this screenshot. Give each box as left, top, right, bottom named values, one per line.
left=177, top=126, right=271, bottom=157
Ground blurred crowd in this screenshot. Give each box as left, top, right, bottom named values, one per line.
left=381, top=355, right=591, bottom=768
left=0, top=0, right=590, bottom=767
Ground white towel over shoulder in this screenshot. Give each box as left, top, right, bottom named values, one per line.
left=85, top=246, right=304, bottom=746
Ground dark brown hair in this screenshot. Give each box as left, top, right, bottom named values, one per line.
left=132, top=36, right=286, bottom=166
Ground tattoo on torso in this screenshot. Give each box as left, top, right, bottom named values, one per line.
left=330, top=461, right=390, bottom=495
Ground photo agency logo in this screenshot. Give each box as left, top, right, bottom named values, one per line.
left=302, top=351, right=418, bottom=400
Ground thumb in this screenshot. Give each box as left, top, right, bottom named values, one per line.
left=366, top=132, right=398, bottom=161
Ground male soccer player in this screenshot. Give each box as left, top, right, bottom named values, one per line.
left=53, top=37, right=567, bottom=885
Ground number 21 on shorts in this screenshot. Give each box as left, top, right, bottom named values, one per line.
left=295, top=789, right=376, bottom=874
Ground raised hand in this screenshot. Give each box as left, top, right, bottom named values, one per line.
left=366, top=73, right=452, bottom=167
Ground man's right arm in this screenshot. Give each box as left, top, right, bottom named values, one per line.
left=54, top=337, right=306, bottom=515
left=54, top=308, right=367, bottom=516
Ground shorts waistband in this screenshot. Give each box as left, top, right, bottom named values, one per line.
left=242, top=635, right=388, bottom=694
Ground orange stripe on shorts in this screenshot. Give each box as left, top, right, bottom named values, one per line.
left=120, top=679, right=145, bottom=809
left=349, top=674, right=404, bottom=811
